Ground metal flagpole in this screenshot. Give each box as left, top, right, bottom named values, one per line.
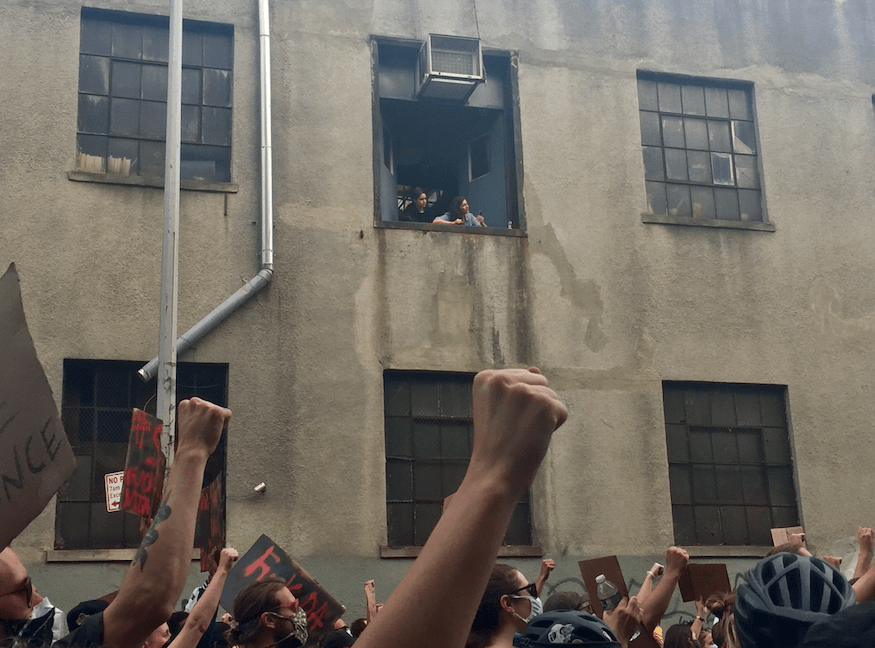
left=158, top=0, right=183, bottom=466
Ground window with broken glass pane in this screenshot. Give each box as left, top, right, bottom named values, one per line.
left=638, top=73, right=762, bottom=223
left=383, top=371, right=532, bottom=547
left=77, top=8, right=233, bottom=183
left=663, top=382, right=799, bottom=546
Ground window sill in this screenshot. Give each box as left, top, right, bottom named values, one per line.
left=380, top=545, right=542, bottom=559
left=684, top=545, right=774, bottom=558
left=45, top=548, right=201, bottom=562
left=68, top=171, right=238, bottom=194
left=377, top=221, right=526, bottom=237
left=642, top=213, right=775, bottom=232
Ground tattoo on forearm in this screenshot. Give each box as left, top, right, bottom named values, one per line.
left=132, top=501, right=171, bottom=570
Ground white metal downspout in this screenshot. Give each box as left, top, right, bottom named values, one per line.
left=139, top=0, right=274, bottom=382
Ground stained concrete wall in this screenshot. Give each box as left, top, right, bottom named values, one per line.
left=2, top=0, right=875, bottom=624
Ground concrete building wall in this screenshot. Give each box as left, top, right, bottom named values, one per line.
left=2, top=0, right=875, bottom=623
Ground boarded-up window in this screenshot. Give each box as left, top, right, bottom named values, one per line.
left=384, top=371, right=532, bottom=547
left=56, top=359, right=228, bottom=550
left=663, top=382, right=799, bottom=546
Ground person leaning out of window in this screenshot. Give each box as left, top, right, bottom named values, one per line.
left=433, top=196, right=485, bottom=227
left=400, top=189, right=434, bottom=223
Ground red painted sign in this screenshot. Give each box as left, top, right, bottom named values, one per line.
left=121, top=409, right=166, bottom=518
left=220, top=535, right=344, bottom=641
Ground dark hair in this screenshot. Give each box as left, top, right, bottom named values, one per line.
left=542, top=591, right=591, bottom=613
left=663, top=623, right=692, bottom=648
left=413, top=188, right=427, bottom=200
left=466, top=564, right=521, bottom=648
left=349, top=619, right=367, bottom=638
left=227, top=577, right=288, bottom=646
left=167, top=611, right=189, bottom=638
left=449, top=196, right=467, bottom=219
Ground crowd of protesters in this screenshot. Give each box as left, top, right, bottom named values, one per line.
left=2, top=369, right=874, bottom=648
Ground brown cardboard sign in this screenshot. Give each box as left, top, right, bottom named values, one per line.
left=196, top=477, right=225, bottom=572
left=0, top=263, right=76, bottom=550
left=677, top=563, right=731, bottom=602
left=577, top=556, right=629, bottom=618
left=121, top=409, right=166, bottom=518
left=771, top=526, right=805, bottom=547
left=220, top=535, right=345, bottom=640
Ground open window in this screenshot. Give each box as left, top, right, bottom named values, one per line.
left=373, top=38, right=522, bottom=230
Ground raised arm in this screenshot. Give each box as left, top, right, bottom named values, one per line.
left=364, top=580, right=379, bottom=624
left=691, top=598, right=707, bottom=640
left=639, top=547, right=688, bottom=632
left=102, top=398, right=231, bottom=648
left=168, top=547, right=238, bottom=648
left=634, top=563, right=663, bottom=606
left=535, top=559, right=555, bottom=597
left=355, top=368, right=567, bottom=648
left=854, top=527, right=874, bottom=582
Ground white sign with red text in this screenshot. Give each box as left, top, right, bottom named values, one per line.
left=105, top=471, right=125, bottom=512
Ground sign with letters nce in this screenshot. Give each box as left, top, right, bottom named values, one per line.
left=220, top=535, right=345, bottom=642
left=0, top=263, right=76, bottom=550
left=121, top=409, right=166, bottom=518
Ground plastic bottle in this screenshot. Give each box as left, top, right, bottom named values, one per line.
left=595, top=574, right=622, bottom=611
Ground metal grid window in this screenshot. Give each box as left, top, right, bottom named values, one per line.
left=56, top=359, right=228, bottom=550
left=77, top=8, right=233, bottom=182
left=663, top=382, right=799, bottom=546
left=638, top=72, right=762, bottom=223
left=384, top=371, right=532, bottom=547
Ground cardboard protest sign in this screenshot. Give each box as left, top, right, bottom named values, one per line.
left=196, top=476, right=225, bottom=572
left=0, top=263, right=76, bottom=550
left=121, top=409, right=166, bottom=518
left=771, top=526, right=805, bottom=547
left=677, top=563, right=731, bottom=602
left=220, top=535, right=345, bottom=640
left=578, top=557, right=660, bottom=648
left=104, top=471, right=124, bottom=512
left=577, top=556, right=629, bottom=618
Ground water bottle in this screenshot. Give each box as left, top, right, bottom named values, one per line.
left=596, top=574, right=621, bottom=611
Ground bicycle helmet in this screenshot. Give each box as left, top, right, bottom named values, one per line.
left=513, top=610, right=621, bottom=647
left=735, top=552, right=855, bottom=648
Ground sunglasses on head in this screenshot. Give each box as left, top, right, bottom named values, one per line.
left=510, top=582, right=538, bottom=598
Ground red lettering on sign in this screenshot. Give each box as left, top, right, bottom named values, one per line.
left=300, top=593, right=328, bottom=631
left=146, top=420, right=162, bottom=467
left=130, top=411, right=151, bottom=449
left=243, top=545, right=283, bottom=580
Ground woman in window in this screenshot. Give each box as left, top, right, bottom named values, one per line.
left=400, top=189, right=434, bottom=223
left=433, top=196, right=485, bottom=227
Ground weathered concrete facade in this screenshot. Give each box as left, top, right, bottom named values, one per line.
left=3, top=0, right=875, bottom=624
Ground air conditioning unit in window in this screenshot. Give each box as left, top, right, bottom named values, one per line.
left=416, top=34, right=484, bottom=102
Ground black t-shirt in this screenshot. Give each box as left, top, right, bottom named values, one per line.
left=400, top=204, right=432, bottom=223
left=53, top=611, right=104, bottom=648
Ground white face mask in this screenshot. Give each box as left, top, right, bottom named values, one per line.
left=509, top=595, right=543, bottom=623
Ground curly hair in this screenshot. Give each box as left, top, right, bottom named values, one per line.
left=226, top=577, right=288, bottom=647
